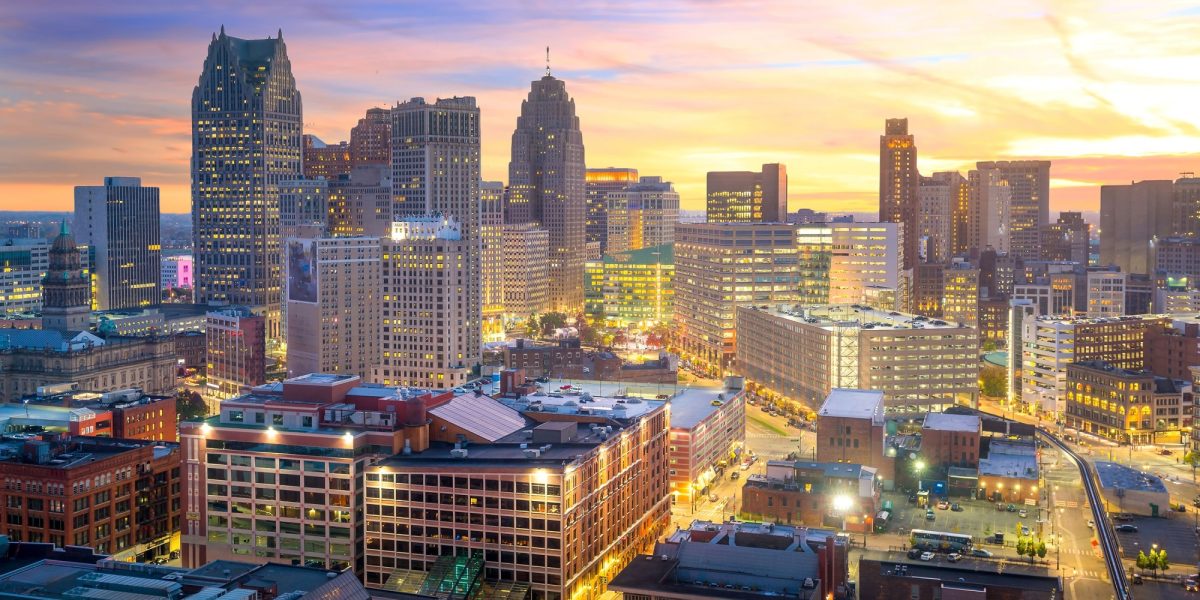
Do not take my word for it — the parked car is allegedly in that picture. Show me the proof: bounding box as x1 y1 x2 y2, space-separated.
937 501 950 510
1021 526 1030 536
1115 524 1138 533
925 509 935 521
919 552 935 561
1086 519 1094 529
730 471 740 480
1006 504 1017 512
947 553 962 563
1018 509 1028 518
1160 448 1173 456
950 503 963 512
1184 576 1199 592
908 494 918 504
996 502 1005 511
907 548 922 559
1132 573 1143 585
709 493 719 502
971 548 993 558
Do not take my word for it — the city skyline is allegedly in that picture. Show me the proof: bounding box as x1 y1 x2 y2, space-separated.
4 1 1200 214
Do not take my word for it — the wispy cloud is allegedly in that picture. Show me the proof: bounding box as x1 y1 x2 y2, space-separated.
0 0 1198 214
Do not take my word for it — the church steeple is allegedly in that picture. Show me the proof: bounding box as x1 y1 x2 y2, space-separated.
42 220 91 332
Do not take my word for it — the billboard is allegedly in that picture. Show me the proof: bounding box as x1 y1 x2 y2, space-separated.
286 239 318 304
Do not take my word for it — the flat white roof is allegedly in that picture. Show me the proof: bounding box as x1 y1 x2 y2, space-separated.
817 389 884 424
429 394 526 442
922 413 980 433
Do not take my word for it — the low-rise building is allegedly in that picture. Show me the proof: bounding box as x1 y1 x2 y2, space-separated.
1146 316 1200 381
666 379 746 507
204 306 266 400
736 305 978 413
977 439 1038 504
1065 361 1188 445
858 549 1062 600
919 413 981 469
0 331 178 404
610 519 843 600
0 435 180 561
814 390 893 486
502 338 584 379
741 461 879 531
1094 461 1170 517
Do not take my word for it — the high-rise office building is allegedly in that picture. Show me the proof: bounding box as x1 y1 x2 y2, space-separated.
481 181 506 342
375 218 472 390
917 172 963 264
975 161 1050 261
706 164 787 224
507 73 587 313
968 167 1013 254
205 306 266 399
286 237 381 379
42 221 91 332
1173 177 1200 237
1085 270 1126 317
328 165 393 237
0 237 49 315
674 223 801 373
585 244 674 326
501 223 550 319
942 262 980 327
192 28 302 340
796 225 833 305
1040 211 1090 263
391 96 481 373
1099 179 1174 275
585 168 638 254
826 223 905 305
1153 237 1200 287
279 177 329 343
879 119 919 269
605 176 679 254
348 107 392 167
302 136 351 180
74 177 161 310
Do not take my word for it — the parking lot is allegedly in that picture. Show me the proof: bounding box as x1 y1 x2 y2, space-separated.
878 490 1042 556
1113 513 1199 565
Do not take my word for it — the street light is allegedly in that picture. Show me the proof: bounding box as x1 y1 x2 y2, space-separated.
832 495 852 535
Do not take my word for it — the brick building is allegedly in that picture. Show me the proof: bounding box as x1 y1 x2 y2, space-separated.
741 461 879 531
1146 318 1200 381
501 338 584 379
0 435 180 561
919 413 981 469
1066 361 1189 445
814 389 894 486
858 550 1062 600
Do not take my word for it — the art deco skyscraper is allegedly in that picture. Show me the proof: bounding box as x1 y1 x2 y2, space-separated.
879 118 919 270
506 70 587 313
191 27 302 339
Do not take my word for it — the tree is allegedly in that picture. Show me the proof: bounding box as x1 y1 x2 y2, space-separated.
525 315 540 337
1157 549 1170 575
176 390 208 421
541 312 568 336
982 339 999 352
1015 538 1027 557
979 365 1007 398
1036 540 1047 559
1137 551 1149 572
1184 450 1200 483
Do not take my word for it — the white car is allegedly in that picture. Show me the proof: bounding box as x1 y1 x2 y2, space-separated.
919 552 935 561
1086 519 1094 529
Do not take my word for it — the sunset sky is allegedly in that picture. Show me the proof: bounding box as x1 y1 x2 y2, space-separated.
2 0 1199 215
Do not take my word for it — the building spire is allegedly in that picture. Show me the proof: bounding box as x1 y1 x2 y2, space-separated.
545 46 551 76
59 218 68 236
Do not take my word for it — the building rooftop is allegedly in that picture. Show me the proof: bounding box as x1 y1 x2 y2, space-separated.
922 413 980 433
978 441 1038 480
428 394 526 442
1094 461 1169 493
509 384 667 421
749 304 968 331
817 389 884 425
0 436 175 470
860 549 1061 594
666 386 742 430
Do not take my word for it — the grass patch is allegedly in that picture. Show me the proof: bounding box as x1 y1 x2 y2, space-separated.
748 412 790 436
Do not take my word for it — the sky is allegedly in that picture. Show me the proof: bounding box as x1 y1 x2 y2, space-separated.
2 1 1199 215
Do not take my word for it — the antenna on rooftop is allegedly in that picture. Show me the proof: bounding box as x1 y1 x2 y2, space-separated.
546 46 551 76
1181 172 1195 179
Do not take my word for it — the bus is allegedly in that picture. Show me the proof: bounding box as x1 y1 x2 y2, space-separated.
874 510 891 533
910 529 973 553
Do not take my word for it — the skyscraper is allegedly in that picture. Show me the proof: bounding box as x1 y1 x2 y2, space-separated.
705 164 787 224
605 176 679 254
879 119 919 270
349 107 392 167
1099 179 1174 275
390 96 481 375
916 172 963 264
73 177 161 310
375 217 473 389
328 165 394 237
481 181 506 342
975 160 1051 261
506 71 587 313
585 167 639 254
191 28 302 340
